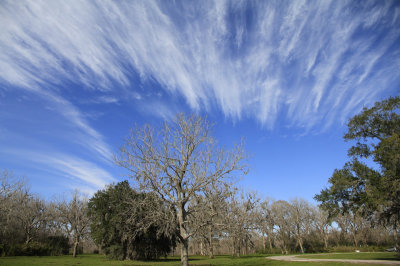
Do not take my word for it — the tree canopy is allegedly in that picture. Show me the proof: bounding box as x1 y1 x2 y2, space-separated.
315 96 400 247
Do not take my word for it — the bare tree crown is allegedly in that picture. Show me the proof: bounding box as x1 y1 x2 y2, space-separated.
115 113 247 206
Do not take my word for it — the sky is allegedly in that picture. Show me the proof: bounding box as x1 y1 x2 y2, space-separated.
0 0 399 202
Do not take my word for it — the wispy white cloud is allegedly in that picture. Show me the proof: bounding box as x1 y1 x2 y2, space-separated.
4 148 116 194
43 154 116 190
0 0 399 132
37 89 113 162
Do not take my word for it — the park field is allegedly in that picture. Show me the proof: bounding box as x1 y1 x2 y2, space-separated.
0 253 399 266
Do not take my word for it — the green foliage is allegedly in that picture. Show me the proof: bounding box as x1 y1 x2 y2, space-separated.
88 181 177 260
315 96 400 226
0 235 69 257
45 236 70 256
315 159 381 217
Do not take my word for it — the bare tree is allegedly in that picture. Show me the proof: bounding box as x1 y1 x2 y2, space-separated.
115 114 247 266
0 170 28 244
225 191 259 257
57 190 90 257
271 200 292 254
191 181 233 259
314 208 331 249
258 198 275 252
288 198 314 253
16 194 47 244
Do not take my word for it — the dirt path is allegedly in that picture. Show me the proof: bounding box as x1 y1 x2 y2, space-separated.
267 255 400 265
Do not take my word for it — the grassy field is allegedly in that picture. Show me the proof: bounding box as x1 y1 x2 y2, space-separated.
1 253 399 266
301 252 400 261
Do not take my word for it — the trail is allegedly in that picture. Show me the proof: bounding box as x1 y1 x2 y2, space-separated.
267 254 400 265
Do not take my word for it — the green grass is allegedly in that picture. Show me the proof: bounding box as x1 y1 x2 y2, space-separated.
301 252 400 261
0 253 392 266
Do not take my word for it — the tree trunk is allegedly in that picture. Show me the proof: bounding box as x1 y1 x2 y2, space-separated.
282 240 288 255
268 235 273 251
181 239 189 266
393 224 399 254
352 233 358 247
25 234 32 245
262 231 266 252
323 234 328 249
200 241 204 256
298 238 304 253
236 240 241 257
73 241 79 258
231 237 235 256
245 237 248 255
178 203 189 266
208 227 214 259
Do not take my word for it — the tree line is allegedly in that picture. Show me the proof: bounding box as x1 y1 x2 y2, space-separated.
1 171 396 260
1 97 399 265
0 171 86 257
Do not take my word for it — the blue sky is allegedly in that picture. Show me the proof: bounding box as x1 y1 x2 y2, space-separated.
0 0 399 201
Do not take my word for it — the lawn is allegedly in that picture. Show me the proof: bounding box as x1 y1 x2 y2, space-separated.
0 253 395 266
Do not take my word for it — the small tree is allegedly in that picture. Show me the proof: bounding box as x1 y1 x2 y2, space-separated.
115 113 247 266
88 181 176 260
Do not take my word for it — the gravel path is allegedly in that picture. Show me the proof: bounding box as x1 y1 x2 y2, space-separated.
267 255 400 265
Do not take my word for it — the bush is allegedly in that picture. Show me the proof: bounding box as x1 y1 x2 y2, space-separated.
106 245 125 260
45 236 70 255
5 244 23 256
0 236 70 256
22 242 51 256
256 247 285 254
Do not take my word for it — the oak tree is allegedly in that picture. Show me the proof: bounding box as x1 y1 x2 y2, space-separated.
315 96 400 249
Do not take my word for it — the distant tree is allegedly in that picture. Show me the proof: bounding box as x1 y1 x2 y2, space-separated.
288 198 314 253
271 200 294 254
88 181 176 260
225 191 259 257
115 113 247 266
0 170 28 246
190 179 233 259
16 194 47 245
258 198 275 252
0 171 68 256
315 96 400 249
314 208 331 250
56 190 90 257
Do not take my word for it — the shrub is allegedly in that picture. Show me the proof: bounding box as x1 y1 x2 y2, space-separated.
45 236 70 255
0 236 70 256
22 242 51 256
